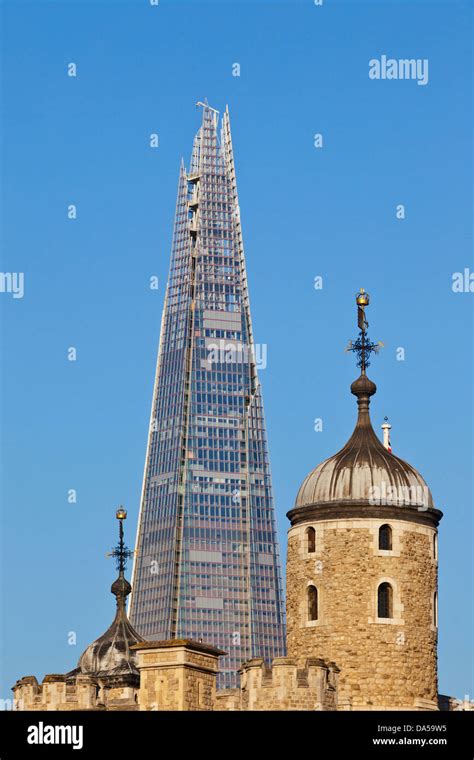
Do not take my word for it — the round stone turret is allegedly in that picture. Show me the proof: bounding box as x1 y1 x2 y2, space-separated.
286 361 442 711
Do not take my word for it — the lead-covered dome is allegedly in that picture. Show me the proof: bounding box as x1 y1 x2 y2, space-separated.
295 371 434 510
77 573 144 678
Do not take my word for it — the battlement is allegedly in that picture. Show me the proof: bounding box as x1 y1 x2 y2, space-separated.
12 673 138 712
215 656 339 711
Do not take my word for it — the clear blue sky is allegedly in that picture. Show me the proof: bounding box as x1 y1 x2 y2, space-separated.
0 0 472 702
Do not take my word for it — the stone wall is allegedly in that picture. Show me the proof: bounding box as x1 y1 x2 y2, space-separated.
12 674 139 711
214 688 242 711
215 657 339 711
286 516 439 710
132 640 222 711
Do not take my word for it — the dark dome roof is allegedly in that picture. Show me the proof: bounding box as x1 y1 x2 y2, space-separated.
295 371 434 510
77 572 144 678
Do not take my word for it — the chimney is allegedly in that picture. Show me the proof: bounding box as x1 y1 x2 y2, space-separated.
381 416 392 452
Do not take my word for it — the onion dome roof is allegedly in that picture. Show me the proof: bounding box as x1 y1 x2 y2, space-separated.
76 572 144 678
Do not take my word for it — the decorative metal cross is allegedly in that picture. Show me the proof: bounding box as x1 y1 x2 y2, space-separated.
346 289 384 371
109 507 134 573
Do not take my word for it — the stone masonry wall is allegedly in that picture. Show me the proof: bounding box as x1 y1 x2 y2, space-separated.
135 644 219 711
286 517 438 710
215 657 339 711
12 675 139 711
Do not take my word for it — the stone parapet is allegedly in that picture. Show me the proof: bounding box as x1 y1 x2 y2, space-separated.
213 656 339 711
132 639 225 711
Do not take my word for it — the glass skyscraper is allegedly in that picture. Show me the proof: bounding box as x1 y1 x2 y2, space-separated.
129 103 286 688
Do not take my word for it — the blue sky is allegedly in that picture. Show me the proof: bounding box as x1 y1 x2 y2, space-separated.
0 0 472 702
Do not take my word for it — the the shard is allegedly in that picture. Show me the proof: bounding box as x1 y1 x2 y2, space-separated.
129 103 286 688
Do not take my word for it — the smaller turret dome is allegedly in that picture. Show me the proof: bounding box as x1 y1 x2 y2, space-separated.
72 510 145 680
77 572 144 677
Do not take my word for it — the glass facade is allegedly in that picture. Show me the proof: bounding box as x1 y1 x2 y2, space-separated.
129 104 286 688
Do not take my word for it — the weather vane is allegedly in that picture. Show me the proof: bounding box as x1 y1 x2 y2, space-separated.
346 289 384 372
109 507 134 573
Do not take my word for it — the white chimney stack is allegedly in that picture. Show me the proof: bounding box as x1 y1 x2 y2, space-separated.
381 416 392 451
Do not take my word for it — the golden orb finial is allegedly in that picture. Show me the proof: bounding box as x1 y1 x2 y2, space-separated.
356 288 370 307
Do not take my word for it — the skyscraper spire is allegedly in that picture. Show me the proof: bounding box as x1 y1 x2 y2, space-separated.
129 103 286 688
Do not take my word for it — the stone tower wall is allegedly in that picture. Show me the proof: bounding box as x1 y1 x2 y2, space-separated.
286 515 439 710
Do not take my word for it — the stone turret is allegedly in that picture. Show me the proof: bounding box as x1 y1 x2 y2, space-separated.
285 291 443 710
12 508 225 712
13 509 145 711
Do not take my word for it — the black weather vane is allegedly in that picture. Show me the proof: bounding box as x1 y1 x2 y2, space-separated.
346 289 384 372
109 507 134 573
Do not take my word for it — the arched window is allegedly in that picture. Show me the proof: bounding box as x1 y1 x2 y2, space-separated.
433 533 438 560
379 524 392 550
377 582 393 618
433 591 438 627
306 526 316 553
308 585 318 621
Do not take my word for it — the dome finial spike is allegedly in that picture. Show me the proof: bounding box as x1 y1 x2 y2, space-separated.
346 288 384 375
110 507 133 576
108 508 134 609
